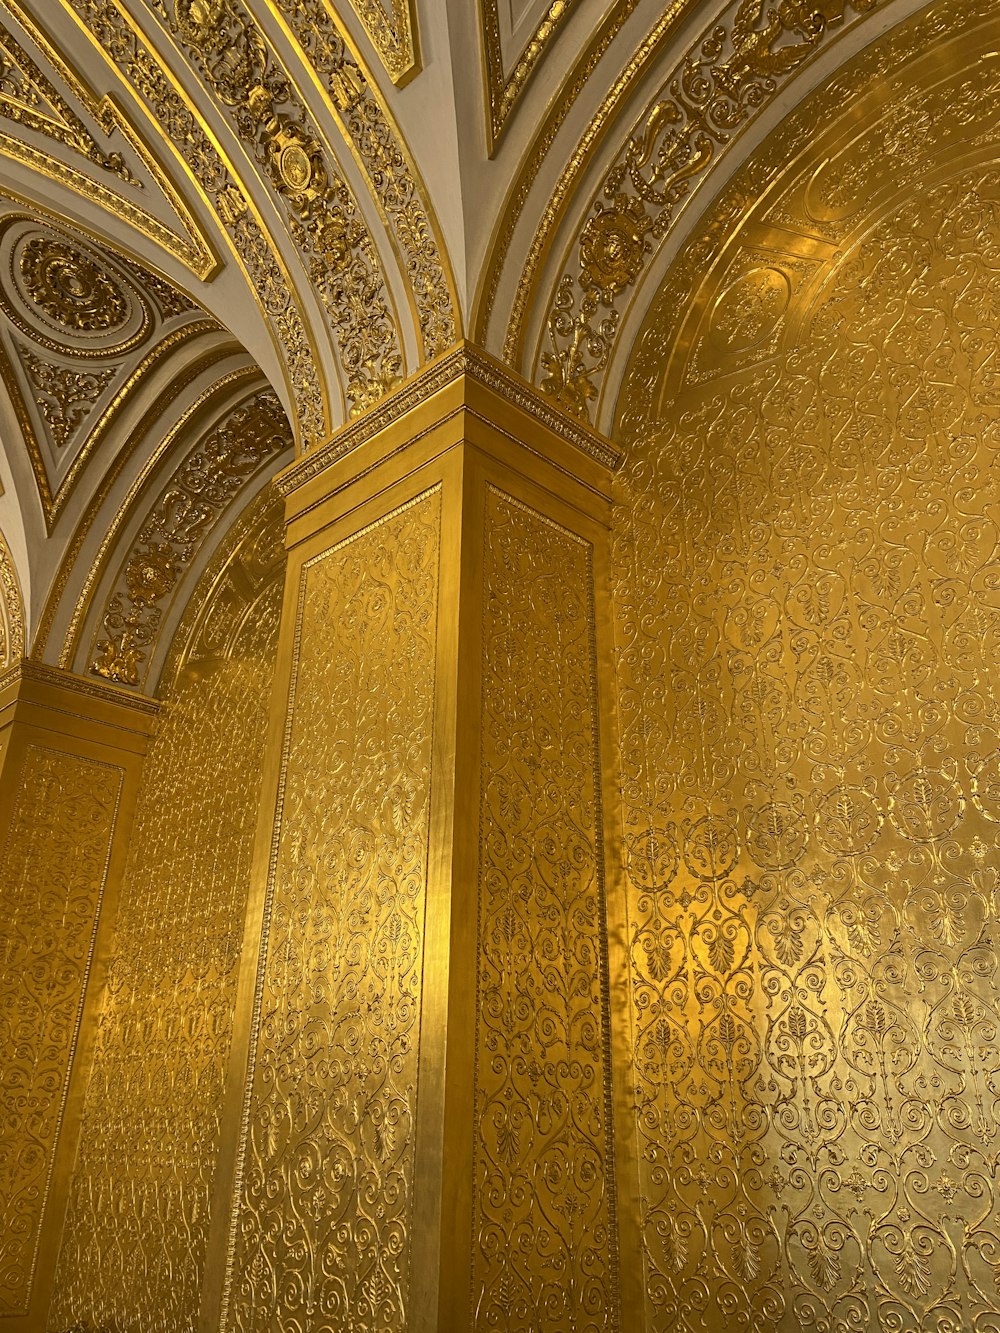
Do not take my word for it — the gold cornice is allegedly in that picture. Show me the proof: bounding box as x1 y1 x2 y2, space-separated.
277 341 622 500
0 658 159 717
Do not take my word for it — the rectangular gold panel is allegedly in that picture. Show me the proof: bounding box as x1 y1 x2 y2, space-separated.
0 745 122 1318
471 486 618 1331
49 583 283 1333
225 488 442 1333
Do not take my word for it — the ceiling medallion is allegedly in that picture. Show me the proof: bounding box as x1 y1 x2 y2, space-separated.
19 236 128 333
0 217 150 357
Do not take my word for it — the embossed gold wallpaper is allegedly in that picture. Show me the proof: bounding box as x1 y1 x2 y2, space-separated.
2 0 1000 1330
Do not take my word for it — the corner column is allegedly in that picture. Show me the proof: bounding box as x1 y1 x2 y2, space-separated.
209 345 642 1333
0 662 156 1332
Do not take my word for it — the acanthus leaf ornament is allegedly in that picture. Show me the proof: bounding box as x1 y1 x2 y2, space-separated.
158 0 403 417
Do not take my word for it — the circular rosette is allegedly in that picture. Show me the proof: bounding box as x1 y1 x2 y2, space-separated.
0 217 150 356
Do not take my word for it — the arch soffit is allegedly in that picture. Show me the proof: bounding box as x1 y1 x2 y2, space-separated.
612 0 1000 442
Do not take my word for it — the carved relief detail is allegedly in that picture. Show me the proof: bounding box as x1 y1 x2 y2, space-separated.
17 346 116 449
90 388 291 688
272 0 456 359
64 0 326 440
473 488 617 1329
613 12 1000 1322
0 747 122 1316
225 489 442 1332
0 528 23 666
50 513 284 1333
536 0 882 419
160 0 403 415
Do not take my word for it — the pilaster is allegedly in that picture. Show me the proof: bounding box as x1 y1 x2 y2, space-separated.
208 344 642 1333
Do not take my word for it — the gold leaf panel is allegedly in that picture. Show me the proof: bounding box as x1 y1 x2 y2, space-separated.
49 511 284 1333
0 748 122 1317
226 489 442 1332
473 488 617 1330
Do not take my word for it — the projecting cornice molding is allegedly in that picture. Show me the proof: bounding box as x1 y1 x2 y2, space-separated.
277 341 622 503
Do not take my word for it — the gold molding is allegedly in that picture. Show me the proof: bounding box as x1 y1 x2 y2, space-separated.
277 341 622 501
267 0 460 360
0 657 160 716
340 0 420 86
54 368 273 677
0 0 217 279
61 0 330 443
479 0 586 153
29 347 247 664
88 388 290 688
473 0 689 346
2 311 219 532
0 525 24 667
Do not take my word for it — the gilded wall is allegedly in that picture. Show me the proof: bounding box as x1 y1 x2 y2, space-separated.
473 487 617 1330
614 5 1000 1328
49 500 285 1333
224 490 441 1333
0 748 122 1317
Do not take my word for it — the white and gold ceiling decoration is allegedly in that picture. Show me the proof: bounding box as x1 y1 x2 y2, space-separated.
0 0 964 692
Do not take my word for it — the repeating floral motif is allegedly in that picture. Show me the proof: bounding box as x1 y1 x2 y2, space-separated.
0 748 122 1316
226 491 441 1333
473 489 617 1331
614 156 1000 1331
49 537 284 1333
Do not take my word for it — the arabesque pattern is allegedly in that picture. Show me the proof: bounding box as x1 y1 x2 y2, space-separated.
226 490 441 1333
50 530 284 1333
615 156 1000 1331
0 747 121 1317
473 488 617 1330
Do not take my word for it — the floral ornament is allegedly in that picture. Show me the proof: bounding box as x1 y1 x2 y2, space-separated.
579 193 652 301
124 542 180 608
19 237 127 332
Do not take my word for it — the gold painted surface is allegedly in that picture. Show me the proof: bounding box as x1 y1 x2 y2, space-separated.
613 6 1000 1327
473 486 617 1330
48 499 284 1333
0 528 23 666
0 746 123 1316
225 489 441 1332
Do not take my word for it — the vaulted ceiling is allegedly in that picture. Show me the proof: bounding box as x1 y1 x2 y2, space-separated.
0 0 977 688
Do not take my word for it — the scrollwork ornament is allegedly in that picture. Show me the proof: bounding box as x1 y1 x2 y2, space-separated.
538 0 885 419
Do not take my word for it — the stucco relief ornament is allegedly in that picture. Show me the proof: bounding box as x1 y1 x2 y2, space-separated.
541 194 651 418
19 237 127 331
